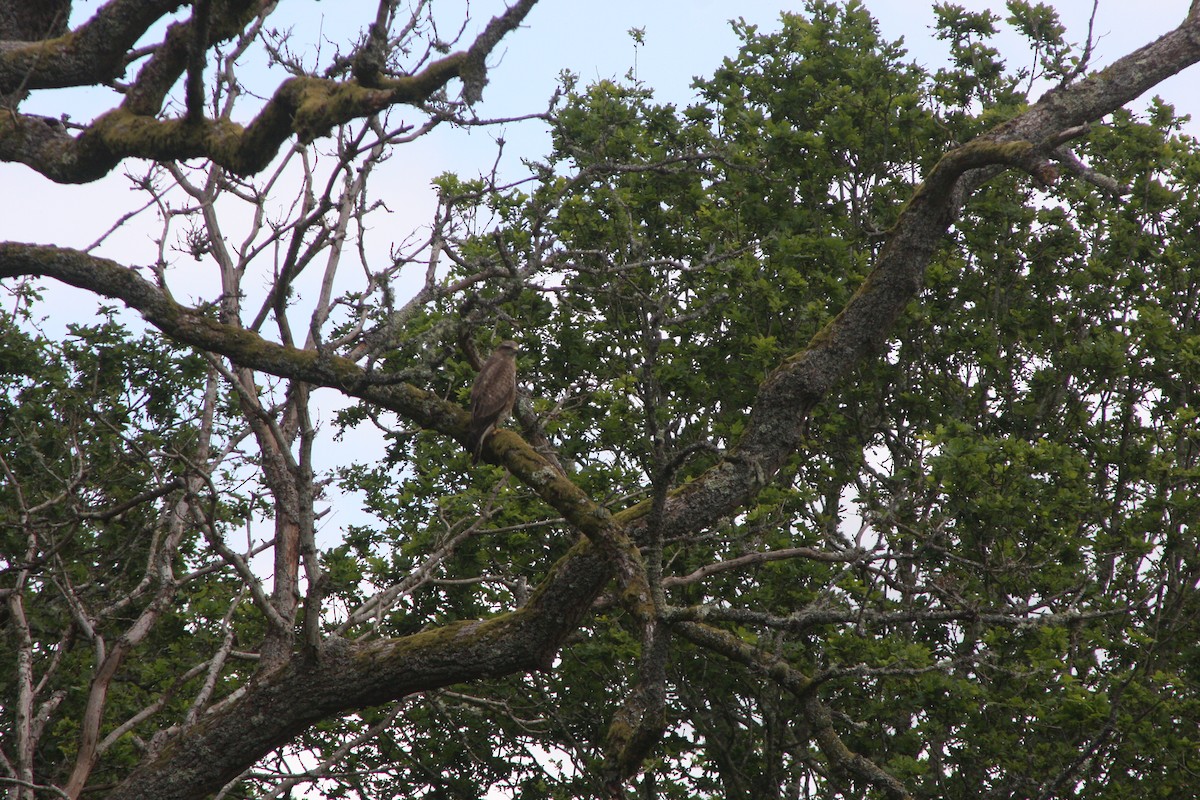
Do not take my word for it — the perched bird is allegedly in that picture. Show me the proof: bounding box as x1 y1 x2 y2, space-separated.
468 340 519 463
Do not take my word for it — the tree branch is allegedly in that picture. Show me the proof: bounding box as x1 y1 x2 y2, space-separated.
803 693 913 800
676 621 911 800
0 0 182 93
0 0 543 183
102 537 613 800
616 8 1200 543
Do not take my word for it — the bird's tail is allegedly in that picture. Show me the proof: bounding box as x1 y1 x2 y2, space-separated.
468 422 493 464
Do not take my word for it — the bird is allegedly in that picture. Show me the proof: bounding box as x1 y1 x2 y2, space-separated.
468 340 519 463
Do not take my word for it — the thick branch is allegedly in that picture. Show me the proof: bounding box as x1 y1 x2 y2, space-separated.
103 537 613 800
0 0 70 43
121 0 262 116
0 0 541 183
0 242 630 555
0 0 182 94
617 9 1200 541
676 622 911 800
803 693 913 800
0 65 440 182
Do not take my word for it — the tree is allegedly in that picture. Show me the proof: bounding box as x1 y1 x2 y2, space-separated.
1 0 1199 798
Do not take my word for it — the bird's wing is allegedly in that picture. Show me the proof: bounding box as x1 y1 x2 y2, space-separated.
471 361 509 417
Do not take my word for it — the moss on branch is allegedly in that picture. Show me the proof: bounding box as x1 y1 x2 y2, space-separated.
1 0 538 183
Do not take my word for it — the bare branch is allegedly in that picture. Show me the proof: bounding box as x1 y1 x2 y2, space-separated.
663 546 871 588
0 0 543 183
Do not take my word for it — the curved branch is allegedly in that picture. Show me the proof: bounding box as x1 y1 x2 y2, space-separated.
120 0 264 116
103 537 613 800
0 0 542 183
0 242 627 552
0 239 657 634
675 621 911 800
617 9 1200 541
0 0 182 93
662 546 869 588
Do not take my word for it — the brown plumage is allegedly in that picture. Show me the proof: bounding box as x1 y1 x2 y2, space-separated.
468 340 519 463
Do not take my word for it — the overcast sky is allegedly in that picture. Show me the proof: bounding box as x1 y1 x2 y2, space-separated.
480 1 1199 199
3 1 1196 273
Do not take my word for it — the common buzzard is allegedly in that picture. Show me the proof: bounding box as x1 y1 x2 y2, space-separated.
468 340 519 463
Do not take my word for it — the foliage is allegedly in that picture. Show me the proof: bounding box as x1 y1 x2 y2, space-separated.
360 2 1200 796
0 309 253 789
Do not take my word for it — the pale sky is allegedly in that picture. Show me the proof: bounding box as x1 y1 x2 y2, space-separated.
479 1 1198 196
3 1 1195 272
